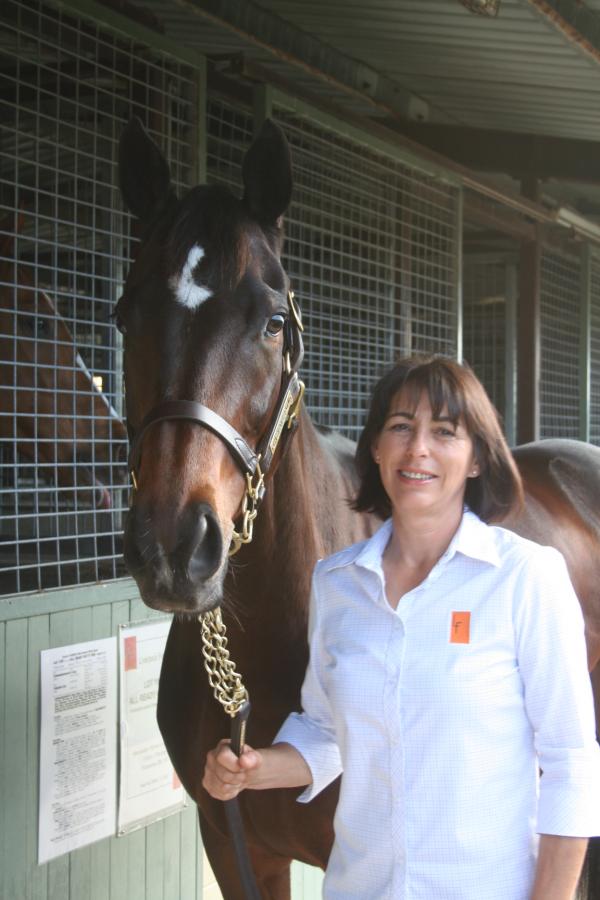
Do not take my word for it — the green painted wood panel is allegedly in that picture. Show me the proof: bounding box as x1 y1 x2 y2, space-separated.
0 620 6 900
28 615 50 900
0 580 321 900
0 586 203 900
180 804 200 900
291 861 324 898
48 609 76 900
5 618 29 900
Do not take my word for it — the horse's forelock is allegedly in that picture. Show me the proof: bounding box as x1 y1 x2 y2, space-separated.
166 187 252 295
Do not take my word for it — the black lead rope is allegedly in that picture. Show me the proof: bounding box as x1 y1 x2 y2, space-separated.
224 701 262 900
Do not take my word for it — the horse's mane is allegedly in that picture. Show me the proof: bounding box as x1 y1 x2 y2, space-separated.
165 185 250 292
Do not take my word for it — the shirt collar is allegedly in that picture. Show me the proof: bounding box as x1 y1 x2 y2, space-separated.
444 509 501 568
335 508 500 574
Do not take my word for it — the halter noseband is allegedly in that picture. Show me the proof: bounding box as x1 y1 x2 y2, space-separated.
126 291 305 555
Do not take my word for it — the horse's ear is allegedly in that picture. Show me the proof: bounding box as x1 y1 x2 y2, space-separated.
242 119 292 226
119 117 174 224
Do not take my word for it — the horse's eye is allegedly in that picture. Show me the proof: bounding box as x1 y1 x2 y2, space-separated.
20 315 36 334
266 314 285 337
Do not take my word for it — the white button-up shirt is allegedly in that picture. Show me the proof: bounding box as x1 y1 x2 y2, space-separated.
275 511 600 900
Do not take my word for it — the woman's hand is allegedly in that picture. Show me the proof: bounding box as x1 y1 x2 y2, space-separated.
202 739 262 800
202 739 313 800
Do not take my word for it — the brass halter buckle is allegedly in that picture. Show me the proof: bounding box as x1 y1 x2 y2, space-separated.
288 290 304 333
287 379 305 431
229 458 265 557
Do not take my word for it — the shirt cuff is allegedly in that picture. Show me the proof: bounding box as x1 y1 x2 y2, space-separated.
537 743 600 836
274 712 342 803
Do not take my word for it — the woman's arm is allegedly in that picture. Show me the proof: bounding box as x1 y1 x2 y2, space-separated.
530 834 588 900
202 739 312 801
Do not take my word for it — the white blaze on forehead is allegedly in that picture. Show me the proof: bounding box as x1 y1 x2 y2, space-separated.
169 244 212 310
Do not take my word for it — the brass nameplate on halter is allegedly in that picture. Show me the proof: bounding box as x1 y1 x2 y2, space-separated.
269 389 295 455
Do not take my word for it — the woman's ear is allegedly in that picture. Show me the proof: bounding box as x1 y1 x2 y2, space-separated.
371 441 380 465
468 459 481 478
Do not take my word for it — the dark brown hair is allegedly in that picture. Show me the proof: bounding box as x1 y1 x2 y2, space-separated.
353 355 523 523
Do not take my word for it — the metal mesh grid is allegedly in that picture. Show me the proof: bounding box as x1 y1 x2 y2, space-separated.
539 250 581 439
206 96 254 192
206 96 459 440
273 107 459 440
462 258 507 422
0 0 195 595
590 255 600 446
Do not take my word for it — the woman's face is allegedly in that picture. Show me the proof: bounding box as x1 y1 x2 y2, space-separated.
371 388 479 520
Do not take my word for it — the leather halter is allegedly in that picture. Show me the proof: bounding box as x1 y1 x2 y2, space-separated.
126 291 305 546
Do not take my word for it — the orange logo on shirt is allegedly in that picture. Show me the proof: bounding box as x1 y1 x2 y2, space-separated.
450 611 471 644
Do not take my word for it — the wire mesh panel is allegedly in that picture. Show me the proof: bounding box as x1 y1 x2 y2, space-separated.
272 107 460 440
0 0 196 595
590 254 600 446
206 96 254 192
463 258 507 422
206 95 459 441
539 250 581 439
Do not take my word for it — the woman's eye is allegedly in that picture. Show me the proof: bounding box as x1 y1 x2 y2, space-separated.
266 314 286 337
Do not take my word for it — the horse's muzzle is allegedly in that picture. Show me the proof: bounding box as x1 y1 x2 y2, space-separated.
123 500 225 612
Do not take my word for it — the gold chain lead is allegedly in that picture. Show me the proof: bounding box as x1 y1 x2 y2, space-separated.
200 607 249 717
229 459 265 557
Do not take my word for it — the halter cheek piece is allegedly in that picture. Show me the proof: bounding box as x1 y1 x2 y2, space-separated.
126 291 305 555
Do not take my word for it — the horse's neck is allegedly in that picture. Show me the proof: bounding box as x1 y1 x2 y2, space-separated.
222 410 353 704
228 408 359 642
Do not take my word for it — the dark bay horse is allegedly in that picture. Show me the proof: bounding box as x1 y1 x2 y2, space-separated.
0 225 127 508
117 117 600 900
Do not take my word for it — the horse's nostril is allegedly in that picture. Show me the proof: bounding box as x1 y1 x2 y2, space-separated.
196 512 208 545
185 503 222 582
123 501 224 600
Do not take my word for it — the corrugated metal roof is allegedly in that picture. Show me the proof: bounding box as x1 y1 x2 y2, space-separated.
137 0 600 140
255 0 600 139
129 0 600 217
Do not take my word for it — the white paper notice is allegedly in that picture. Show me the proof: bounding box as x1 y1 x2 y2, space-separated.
38 638 118 863
118 619 186 833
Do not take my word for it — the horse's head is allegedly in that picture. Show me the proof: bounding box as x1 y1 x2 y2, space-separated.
117 117 297 614
0 226 128 508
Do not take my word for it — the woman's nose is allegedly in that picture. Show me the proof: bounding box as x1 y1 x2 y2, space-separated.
407 427 429 456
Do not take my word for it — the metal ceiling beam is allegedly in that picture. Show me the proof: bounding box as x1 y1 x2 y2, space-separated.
390 122 600 183
527 0 600 66
165 0 430 121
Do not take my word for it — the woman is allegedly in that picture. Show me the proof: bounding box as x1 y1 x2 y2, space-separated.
203 355 600 900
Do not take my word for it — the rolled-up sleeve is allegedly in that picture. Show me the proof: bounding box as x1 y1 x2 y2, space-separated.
273 565 342 802
514 546 600 836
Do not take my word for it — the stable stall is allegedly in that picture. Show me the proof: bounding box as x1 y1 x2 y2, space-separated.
3 1 600 898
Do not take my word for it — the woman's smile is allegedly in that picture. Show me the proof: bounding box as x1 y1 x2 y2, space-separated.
372 389 479 520
397 467 437 483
